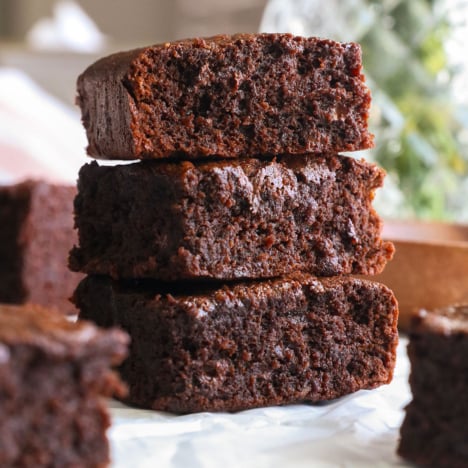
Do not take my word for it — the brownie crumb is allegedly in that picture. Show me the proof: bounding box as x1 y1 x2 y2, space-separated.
77 33 373 160
74 274 398 414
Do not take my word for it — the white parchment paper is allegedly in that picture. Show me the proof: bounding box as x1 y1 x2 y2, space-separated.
108 337 412 468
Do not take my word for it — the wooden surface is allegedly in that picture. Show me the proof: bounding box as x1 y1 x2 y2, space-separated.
372 220 468 330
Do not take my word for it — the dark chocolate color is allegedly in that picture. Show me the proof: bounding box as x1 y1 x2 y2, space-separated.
398 306 468 468
74 274 398 414
77 33 373 160
69 155 393 281
0 180 83 314
0 303 128 467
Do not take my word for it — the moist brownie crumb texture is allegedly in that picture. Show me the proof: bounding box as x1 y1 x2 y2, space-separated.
69 155 393 280
77 34 373 160
75 275 398 413
71 33 398 413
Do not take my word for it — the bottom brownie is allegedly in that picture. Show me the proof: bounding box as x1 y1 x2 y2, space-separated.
74 274 398 414
398 306 468 468
0 304 128 467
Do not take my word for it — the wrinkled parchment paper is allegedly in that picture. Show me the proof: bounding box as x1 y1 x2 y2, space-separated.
108 337 411 468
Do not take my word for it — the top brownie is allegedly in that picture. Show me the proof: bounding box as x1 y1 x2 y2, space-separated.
77 33 373 160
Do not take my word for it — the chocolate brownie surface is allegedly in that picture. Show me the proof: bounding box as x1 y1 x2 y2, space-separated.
0 303 128 467
74 274 398 414
69 155 393 280
398 306 468 467
0 180 83 314
77 33 373 160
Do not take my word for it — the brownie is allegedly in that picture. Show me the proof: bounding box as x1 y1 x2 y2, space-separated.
398 305 468 467
0 180 83 314
77 33 373 160
69 155 393 281
0 303 128 467
74 274 398 414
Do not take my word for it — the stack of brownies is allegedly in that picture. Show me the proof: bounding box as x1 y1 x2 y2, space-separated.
71 33 398 414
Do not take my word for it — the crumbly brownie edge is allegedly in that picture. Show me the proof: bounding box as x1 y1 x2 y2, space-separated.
69 155 394 280
77 33 373 160
74 274 398 414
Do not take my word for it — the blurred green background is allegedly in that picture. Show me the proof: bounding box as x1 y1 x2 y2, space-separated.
360 0 468 221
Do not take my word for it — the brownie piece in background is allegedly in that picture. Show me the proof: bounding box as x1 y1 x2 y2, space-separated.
0 180 83 314
77 33 373 160
69 155 393 281
0 303 128 467
74 274 398 414
398 305 468 467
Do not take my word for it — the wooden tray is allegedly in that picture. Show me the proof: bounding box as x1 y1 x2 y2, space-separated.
372 220 468 330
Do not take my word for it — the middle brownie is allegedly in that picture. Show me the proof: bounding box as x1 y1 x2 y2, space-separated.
69 154 394 281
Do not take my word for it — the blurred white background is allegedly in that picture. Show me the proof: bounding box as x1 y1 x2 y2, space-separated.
0 0 267 105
